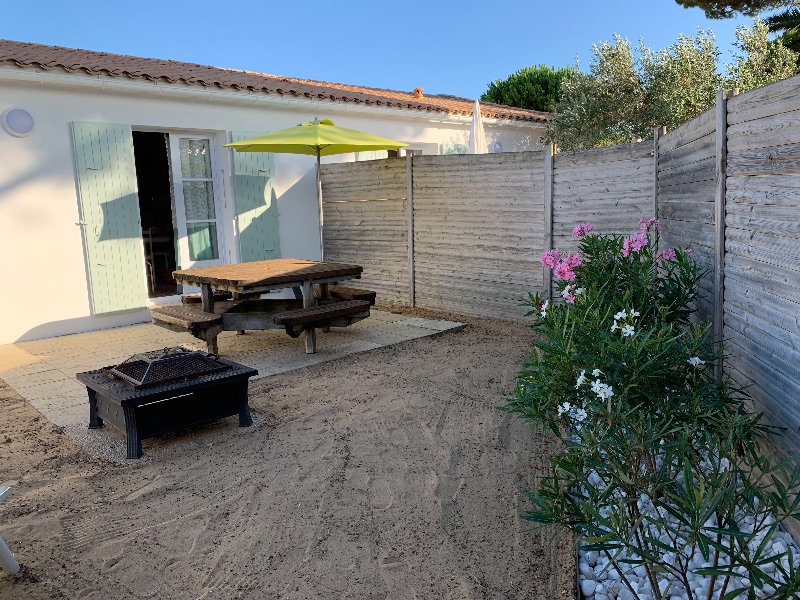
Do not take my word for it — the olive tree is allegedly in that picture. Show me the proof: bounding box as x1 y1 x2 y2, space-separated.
545 22 799 151
726 18 800 87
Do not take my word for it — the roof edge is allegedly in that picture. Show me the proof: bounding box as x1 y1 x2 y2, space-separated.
0 39 553 124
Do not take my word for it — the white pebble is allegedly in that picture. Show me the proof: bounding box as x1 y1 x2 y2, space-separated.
581 579 597 597
658 579 669 595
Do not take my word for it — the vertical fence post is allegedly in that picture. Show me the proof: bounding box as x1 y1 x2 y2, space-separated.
653 126 666 220
407 152 415 308
714 89 736 382
543 143 554 300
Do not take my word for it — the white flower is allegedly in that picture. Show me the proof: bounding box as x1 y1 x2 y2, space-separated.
614 310 627 321
575 370 587 388
621 324 636 337
591 380 614 400
688 356 705 367
630 309 640 317
592 368 602 377
610 321 619 332
557 402 571 416
573 408 588 423
575 287 585 296
540 300 549 318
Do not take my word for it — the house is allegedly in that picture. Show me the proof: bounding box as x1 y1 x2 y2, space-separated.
0 40 551 344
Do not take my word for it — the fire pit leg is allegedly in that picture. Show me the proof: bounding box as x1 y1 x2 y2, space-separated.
123 406 143 459
237 382 252 427
87 388 104 429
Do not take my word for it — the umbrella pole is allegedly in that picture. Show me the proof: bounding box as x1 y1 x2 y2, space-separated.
316 150 324 261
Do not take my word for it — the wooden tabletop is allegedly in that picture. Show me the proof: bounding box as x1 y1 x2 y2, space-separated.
172 258 363 290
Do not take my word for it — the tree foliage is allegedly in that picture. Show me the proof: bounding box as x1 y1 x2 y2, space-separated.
480 65 576 112
727 19 800 88
765 6 800 52
545 22 799 151
674 0 789 19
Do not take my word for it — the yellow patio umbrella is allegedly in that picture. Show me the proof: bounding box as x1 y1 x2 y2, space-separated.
225 119 408 260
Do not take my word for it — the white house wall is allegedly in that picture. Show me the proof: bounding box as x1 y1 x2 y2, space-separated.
0 66 545 344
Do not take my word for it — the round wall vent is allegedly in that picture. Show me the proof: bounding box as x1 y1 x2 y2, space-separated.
2 108 35 137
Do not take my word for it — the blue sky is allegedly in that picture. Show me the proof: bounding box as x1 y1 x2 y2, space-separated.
2 0 761 100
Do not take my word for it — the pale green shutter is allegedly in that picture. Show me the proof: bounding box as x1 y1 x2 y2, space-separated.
71 122 147 315
230 131 281 262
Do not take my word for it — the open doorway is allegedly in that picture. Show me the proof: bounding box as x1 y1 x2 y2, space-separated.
132 131 178 297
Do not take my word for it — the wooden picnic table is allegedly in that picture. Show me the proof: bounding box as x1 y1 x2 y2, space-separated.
166 258 368 354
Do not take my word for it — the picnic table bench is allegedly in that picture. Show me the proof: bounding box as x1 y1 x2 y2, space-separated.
150 259 374 354
273 299 371 337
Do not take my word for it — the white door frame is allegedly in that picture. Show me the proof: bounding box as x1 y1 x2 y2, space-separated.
168 132 227 270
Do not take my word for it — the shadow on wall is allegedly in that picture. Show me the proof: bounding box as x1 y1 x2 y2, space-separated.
96 194 141 240
235 176 281 262
14 310 152 344
0 161 58 203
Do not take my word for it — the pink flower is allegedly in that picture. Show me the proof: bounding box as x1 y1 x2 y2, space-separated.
555 262 576 281
564 253 582 268
541 249 562 269
685 248 693 255
656 248 676 262
561 285 576 304
639 217 661 233
572 223 596 237
622 233 649 257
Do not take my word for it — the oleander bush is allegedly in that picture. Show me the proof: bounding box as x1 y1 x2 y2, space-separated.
506 220 800 600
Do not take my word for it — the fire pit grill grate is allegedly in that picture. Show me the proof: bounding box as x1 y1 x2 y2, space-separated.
103 347 231 389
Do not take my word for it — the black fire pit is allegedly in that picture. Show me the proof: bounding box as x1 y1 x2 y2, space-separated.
76 347 258 459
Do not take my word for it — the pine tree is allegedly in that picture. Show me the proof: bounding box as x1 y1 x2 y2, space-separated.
674 0 788 19
765 6 800 52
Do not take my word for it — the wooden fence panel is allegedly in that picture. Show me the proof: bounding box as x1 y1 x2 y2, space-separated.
552 142 655 259
723 74 800 460
412 152 545 320
657 108 717 324
321 159 410 305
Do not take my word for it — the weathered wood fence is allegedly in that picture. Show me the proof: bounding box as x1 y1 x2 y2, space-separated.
322 147 653 319
321 72 800 461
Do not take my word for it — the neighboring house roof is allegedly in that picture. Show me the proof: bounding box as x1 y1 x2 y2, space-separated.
0 39 552 124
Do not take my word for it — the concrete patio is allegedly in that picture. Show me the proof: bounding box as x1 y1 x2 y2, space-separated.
0 310 462 460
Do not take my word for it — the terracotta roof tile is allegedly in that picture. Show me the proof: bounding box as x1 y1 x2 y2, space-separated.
0 39 552 124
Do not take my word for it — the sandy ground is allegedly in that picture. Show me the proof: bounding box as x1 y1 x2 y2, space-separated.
0 309 575 600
